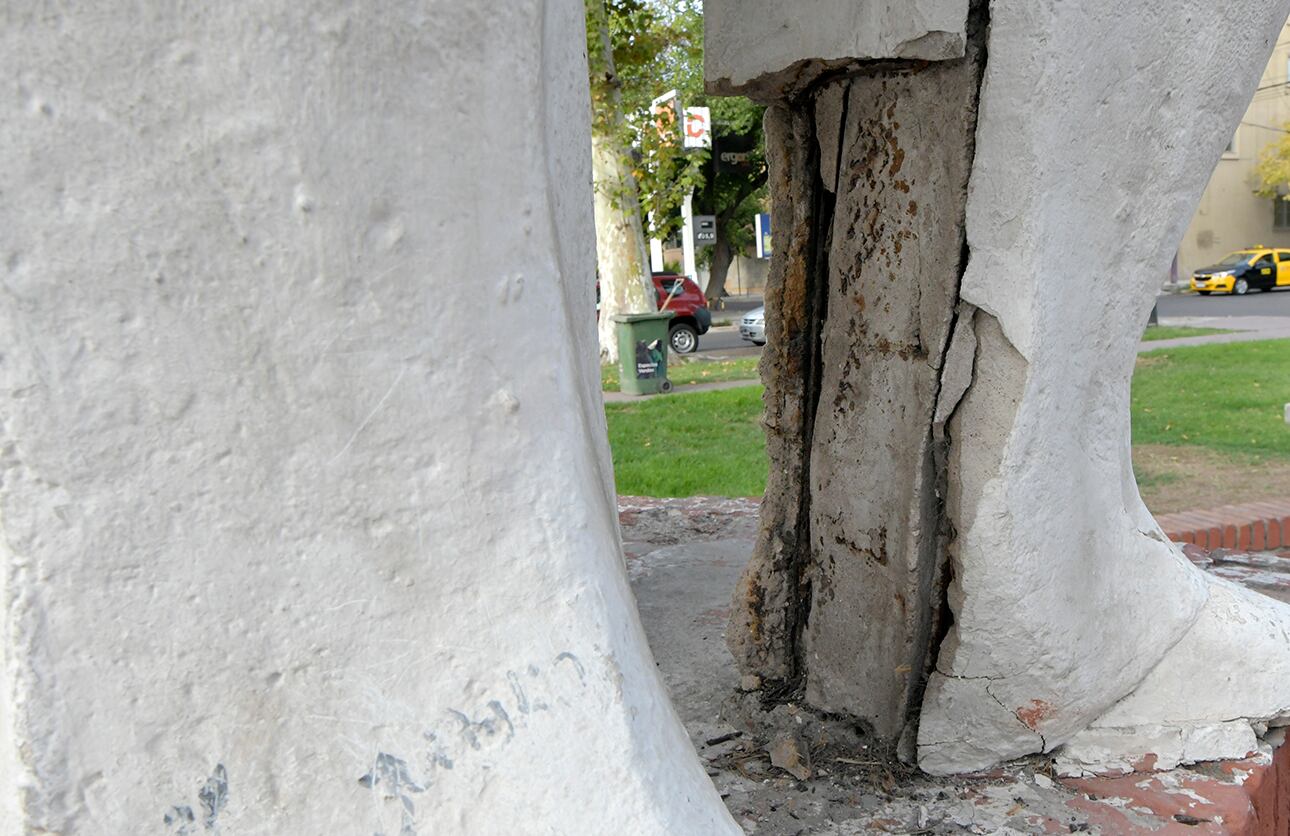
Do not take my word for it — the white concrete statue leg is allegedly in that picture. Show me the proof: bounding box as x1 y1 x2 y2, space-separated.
0 2 735 831
707 0 1290 776
918 0 1290 775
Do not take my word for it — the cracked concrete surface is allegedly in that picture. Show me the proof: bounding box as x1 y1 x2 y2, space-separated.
723 0 991 755
709 0 1290 777
705 1 969 98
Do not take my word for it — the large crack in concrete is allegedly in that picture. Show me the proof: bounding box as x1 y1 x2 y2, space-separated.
726 102 832 693
902 0 993 759
784 83 843 692
727 0 992 755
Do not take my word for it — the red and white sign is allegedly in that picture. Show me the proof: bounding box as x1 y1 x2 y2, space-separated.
683 106 711 149
650 89 681 144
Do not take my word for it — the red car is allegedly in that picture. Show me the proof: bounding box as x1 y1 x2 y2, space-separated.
652 273 712 354
596 273 712 354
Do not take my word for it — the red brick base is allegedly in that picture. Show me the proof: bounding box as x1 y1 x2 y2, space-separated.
1062 737 1290 834
1156 500 1290 551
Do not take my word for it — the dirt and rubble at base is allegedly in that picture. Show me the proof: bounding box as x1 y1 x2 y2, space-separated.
618 495 761 547
694 690 1092 835
622 496 1290 834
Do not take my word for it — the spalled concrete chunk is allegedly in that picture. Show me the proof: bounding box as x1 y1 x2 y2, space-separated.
705 0 970 99
814 83 848 194
768 734 813 781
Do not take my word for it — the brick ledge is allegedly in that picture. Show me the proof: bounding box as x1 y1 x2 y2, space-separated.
1156 500 1290 551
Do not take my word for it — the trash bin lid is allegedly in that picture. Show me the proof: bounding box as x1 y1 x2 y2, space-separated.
610 311 676 323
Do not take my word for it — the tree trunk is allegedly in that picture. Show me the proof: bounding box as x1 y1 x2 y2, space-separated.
704 222 734 306
587 0 656 365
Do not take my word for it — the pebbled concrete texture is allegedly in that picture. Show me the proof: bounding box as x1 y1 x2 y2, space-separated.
0 3 736 832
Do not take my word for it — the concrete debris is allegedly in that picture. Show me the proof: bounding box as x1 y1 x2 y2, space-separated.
768 734 812 781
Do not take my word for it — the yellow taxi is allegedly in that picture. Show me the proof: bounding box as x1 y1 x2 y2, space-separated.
1190 247 1290 295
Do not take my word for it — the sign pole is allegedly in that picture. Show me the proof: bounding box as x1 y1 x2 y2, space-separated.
647 211 664 273
682 192 698 287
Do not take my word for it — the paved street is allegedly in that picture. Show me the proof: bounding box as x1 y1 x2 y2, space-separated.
695 325 758 355
1155 286 1290 317
691 289 1290 357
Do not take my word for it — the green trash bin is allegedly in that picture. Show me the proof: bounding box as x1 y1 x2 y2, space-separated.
613 311 675 395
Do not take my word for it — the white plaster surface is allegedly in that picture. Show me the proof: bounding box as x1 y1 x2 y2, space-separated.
1059 577 1290 774
705 0 969 94
0 2 735 831
919 0 1290 774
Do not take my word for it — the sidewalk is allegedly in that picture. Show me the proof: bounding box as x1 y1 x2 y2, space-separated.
1145 315 1290 350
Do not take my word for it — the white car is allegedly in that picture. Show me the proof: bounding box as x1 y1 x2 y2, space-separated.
739 306 766 345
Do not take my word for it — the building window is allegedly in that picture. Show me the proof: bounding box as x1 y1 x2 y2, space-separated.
1275 198 1290 230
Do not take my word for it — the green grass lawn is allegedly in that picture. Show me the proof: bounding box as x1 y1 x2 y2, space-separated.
602 356 760 390
605 339 1290 497
605 385 767 496
1131 339 1290 458
1140 325 1230 342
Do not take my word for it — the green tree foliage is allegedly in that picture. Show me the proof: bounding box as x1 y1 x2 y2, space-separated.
1254 123 1290 202
604 1 768 300
699 97 767 300
587 0 658 362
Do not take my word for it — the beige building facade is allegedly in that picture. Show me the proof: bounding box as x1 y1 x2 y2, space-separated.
1178 18 1290 275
